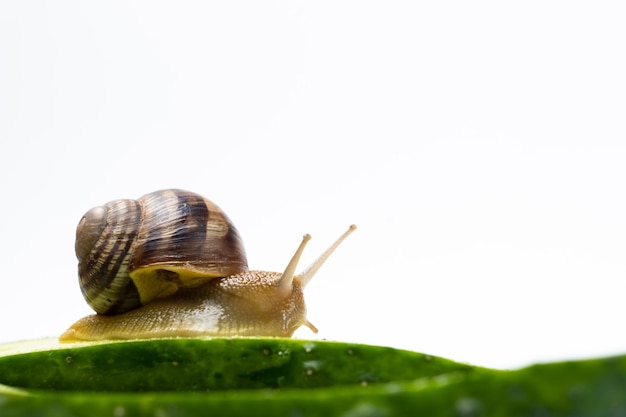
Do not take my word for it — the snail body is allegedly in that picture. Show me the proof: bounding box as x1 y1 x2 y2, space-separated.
60 271 308 341
60 189 356 342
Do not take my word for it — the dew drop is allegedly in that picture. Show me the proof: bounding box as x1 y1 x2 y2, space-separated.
113 405 126 417
455 397 483 417
384 382 403 394
154 408 169 417
303 359 322 376
341 402 388 417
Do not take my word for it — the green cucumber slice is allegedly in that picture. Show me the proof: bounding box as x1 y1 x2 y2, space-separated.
0 338 475 391
1 338 625 416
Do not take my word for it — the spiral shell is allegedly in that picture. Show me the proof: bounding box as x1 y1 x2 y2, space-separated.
75 189 248 315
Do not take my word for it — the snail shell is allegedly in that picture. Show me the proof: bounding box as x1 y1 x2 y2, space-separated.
75 189 247 315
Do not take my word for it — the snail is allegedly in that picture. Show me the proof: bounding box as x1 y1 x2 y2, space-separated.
59 189 356 342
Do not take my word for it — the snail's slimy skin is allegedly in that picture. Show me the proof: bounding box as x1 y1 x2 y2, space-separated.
60 273 309 342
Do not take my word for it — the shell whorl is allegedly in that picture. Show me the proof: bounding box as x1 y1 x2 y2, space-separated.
77 199 142 315
130 190 247 275
76 189 248 315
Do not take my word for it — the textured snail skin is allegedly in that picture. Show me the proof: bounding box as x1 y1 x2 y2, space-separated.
59 273 307 342
76 189 248 315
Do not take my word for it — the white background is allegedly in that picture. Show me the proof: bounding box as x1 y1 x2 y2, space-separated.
1 1 625 370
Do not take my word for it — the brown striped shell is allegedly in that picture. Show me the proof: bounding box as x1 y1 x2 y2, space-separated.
75 189 248 315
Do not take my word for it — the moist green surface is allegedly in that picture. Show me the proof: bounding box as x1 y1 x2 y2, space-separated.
0 338 474 391
1 338 625 416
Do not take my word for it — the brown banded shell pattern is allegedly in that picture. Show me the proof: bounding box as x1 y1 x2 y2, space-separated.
76 189 248 315
78 199 143 315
